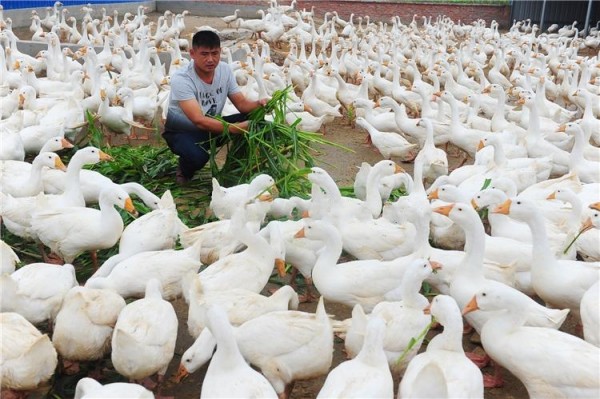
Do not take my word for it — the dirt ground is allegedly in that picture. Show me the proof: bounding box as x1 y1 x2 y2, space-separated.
8 10 584 399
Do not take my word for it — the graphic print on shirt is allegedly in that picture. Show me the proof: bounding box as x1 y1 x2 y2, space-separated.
201 87 223 116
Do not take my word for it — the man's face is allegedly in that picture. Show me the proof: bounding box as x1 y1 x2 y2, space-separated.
190 46 221 74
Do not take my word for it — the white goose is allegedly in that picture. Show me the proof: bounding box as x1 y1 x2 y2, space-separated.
493 198 599 320
0 312 58 395
91 190 183 270
1 262 77 325
295 219 412 311
198 305 278 398
463 284 600 395
111 279 177 389
178 297 332 398
400 295 484 398
74 377 153 399
193 205 286 295
0 152 66 198
31 185 136 268
86 240 202 300
560 122 600 183
52 286 126 363
433 202 570 333
186 278 298 338
318 316 393 398
344 259 441 373
355 117 417 161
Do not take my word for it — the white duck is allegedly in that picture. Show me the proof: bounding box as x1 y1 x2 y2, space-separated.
463 284 600 395
318 316 393 398
74 377 154 399
400 294 484 398
193 205 286 295
355 117 418 161
31 184 135 268
86 240 202 300
111 279 177 388
415 118 449 184
187 278 298 338
0 312 58 395
344 259 441 374
97 87 149 137
198 305 278 399
294 219 413 311
433 202 570 332
52 286 126 363
93 190 187 277
493 198 599 320
177 297 332 398
560 122 600 184
209 174 276 220
0 152 66 198
581 280 600 348
1 261 77 326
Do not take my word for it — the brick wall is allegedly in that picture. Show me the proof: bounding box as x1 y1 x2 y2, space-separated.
294 1 511 28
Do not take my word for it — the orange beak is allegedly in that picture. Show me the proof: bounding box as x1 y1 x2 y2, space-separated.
124 197 138 216
423 303 431 315
546 192 557 200
394 164 405 174
294 227 305 239
470 198 479 211
579 218 594 235
172 363 190 383
258 192 273 202
301 210 310 219
54 157 67 172
275 258 286 277
556 124 566 133
482 85 491 94
477 140 485 151
433 203 454 217
516 97 525 105
590 202 600 211
462 295 479 316
427 188 439 201
61 138 74 149
492 199 512 215
429 260 443 271
99 150 114 161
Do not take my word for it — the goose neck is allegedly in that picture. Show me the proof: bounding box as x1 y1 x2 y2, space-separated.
569 129 585 169
312 228 343 277
459 213 486 273
522 209 554 265
428 310 464 352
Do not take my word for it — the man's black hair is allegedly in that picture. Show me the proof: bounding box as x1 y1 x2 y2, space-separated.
192 30 221 49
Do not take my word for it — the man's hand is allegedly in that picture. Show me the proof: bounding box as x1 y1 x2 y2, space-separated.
231 120 250 134
257 98 269 107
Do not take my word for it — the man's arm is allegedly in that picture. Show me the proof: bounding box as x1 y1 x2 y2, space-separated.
229 92 267 114
179 99 249 134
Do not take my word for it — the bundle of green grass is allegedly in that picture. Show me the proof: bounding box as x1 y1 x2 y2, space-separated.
210 86 343 197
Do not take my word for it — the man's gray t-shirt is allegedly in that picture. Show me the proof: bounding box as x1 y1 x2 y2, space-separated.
165 61 240 133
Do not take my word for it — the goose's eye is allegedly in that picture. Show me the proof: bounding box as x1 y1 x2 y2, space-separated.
516 201 521 205
185 358 191 363
482 292 487 297
458 207 463 211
